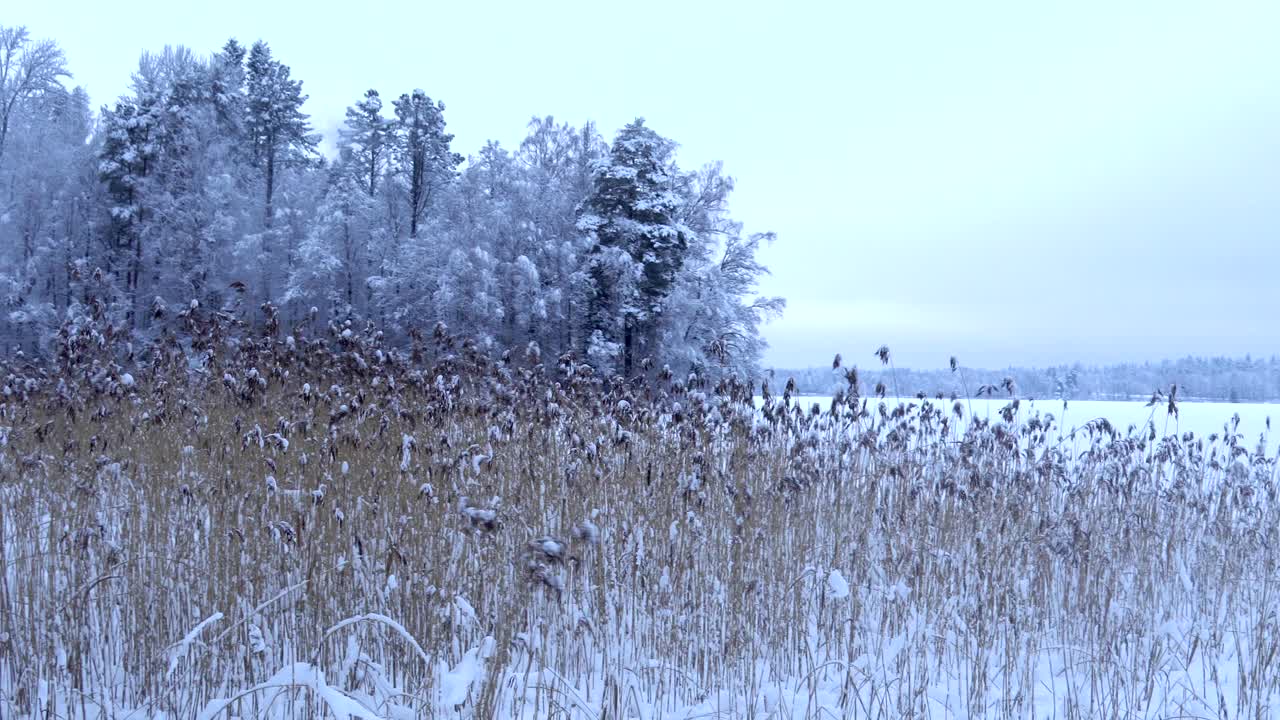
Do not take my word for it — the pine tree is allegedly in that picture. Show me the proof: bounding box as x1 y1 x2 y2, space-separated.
244 41 272 163
339 89 388 197
98 96 156 325
391 90 460 239
95 47 256 333
245 40 317 229
242 41 317 308
211 39 246 138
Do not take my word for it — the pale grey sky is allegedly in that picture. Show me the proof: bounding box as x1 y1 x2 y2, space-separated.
11 0 1280 369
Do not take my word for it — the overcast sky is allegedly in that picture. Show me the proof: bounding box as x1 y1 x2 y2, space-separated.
11 0 1280 369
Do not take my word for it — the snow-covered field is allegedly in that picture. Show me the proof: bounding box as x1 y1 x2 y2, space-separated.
3 355 1279 719
784 395 1280 457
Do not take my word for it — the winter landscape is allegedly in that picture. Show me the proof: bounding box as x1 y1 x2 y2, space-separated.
4 3 1280 719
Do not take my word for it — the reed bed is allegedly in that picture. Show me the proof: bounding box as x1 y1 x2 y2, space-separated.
0 323 1277 718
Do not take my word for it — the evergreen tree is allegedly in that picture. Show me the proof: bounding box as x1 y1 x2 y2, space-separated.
97 47 253 332
244 40 317 228
580 118 689 375
210 39 247 139
339 89 388 197
391 89 460 239
97 96 155 325
243 41 317 306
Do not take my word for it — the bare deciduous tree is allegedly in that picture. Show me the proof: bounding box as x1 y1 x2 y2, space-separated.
0 26 69 173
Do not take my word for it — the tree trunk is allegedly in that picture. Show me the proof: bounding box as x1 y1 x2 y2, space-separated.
264 142 276 229
131 231 142 330
344 219 354 308
0 112 11 175
623 321 633 377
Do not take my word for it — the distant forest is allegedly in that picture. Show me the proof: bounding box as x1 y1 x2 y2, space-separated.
774 355 1280 403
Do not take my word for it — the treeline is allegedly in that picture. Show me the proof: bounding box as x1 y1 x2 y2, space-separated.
0 27 783 378
776 355 1280 403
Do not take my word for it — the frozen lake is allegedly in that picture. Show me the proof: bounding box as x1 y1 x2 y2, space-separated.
772 395 1280 456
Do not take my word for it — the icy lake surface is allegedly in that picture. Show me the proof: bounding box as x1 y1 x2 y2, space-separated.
774 396 1280 456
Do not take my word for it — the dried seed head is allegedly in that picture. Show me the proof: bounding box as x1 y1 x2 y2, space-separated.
528 536 567 563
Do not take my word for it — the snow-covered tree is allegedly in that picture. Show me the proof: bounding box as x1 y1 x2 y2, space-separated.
580 118 690 375
0 81 96 352
283 163 367 321
390 89 460 240
0 30 786 374
96 47 256 334
97 94 155 327
340 89 388 198
244 44 316 220
0 26 69 174
243 41 318 304
661 230 784 379
516 117 606 356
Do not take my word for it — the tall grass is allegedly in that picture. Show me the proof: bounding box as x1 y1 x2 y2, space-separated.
0 325 1277 718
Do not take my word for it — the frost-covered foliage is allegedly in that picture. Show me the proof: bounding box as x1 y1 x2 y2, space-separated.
0 27 782 380
578 120 783 379
0 328 1278 718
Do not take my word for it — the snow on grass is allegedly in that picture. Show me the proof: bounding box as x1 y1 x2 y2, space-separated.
165 612 223 677
824 569 849 600
197 663 382 720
